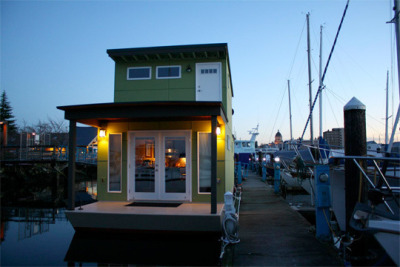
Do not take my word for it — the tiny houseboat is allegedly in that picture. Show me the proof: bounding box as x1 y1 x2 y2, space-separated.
58 43 235 233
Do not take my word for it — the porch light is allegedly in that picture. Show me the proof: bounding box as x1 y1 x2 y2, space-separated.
99 129 106 138
216 126 221 136
274 157 280 162
186 65 192 72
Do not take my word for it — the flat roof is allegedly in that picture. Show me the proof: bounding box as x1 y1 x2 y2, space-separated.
107 43 228 61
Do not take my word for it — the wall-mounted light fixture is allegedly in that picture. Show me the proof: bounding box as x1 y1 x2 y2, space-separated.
186 65 192 73
216 126 221 136
99 129 106 138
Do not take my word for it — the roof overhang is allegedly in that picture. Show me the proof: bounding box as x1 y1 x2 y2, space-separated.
107 43 228 62
57 101 228 127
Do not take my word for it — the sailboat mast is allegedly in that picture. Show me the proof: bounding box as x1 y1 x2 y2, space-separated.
385 70 389 145
387 0 400 152
395 0 400 97
288 80 293 141
307 13 314 144
319 25 323 138
300 0 349 142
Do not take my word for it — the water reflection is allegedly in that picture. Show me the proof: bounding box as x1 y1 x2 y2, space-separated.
1 207 74 266
65 232 221 266
1 207 222 266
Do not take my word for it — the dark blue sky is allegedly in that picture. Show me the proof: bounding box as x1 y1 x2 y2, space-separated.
1 0 397 143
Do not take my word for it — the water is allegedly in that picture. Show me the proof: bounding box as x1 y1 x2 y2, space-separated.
1 208 75 266
1 207 222 266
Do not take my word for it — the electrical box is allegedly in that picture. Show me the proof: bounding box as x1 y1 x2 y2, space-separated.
317 185 331 208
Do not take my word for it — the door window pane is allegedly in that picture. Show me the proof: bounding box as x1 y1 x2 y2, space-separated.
165 137 186 193
109 134 122 192
135 137 155 193
198 133 211 193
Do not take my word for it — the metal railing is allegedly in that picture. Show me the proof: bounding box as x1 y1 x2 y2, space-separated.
331 155 400 215
1 146 97 164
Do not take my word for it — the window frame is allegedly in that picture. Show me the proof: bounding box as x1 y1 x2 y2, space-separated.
156 65 181 79
127 67 152 80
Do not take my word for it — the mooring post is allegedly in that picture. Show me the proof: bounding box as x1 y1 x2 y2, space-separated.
262 163 266 182
237 162 242 185
274 160 281 194
67 120 77 210
315 164 331 241
344 97 367 231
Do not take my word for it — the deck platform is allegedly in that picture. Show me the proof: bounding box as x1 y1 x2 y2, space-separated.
228 172 342 266
66 201 224 233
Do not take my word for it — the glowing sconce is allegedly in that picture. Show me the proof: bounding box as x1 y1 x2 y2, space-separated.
99 129 106 138
216 126 221 136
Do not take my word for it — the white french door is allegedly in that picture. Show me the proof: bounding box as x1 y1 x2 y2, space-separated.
128 131 191 201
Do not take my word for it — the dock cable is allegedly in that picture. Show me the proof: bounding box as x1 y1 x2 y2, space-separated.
322 208 363 248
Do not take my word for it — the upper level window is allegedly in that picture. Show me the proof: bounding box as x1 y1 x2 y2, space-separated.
156 66 181 79
127 67 151 80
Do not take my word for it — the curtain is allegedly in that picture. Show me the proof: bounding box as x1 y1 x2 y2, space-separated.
199 132 211 193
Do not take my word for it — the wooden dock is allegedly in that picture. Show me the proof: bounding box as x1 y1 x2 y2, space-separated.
226 172 342 266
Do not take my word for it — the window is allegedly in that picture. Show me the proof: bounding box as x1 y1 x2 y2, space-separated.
109 133 122 192
198 132 211 193
156 66 181 79
127 67 151 80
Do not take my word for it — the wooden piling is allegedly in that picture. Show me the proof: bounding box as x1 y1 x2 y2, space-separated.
344 97 366 231
67 120 77 210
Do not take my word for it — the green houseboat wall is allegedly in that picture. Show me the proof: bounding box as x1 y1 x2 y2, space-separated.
97 120 233 203
224 59 235 194
113 58 231 116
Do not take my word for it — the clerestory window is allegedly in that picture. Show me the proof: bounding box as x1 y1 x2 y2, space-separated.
156 66 181 79
127 67 151 80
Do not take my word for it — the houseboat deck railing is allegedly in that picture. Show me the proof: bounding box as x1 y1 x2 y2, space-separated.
1 146 97 165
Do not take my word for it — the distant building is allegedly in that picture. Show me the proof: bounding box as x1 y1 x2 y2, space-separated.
323 128 344 149
76 127 97 148
275 130 282 145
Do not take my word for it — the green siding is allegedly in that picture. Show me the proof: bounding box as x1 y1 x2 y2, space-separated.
114 61 196 102
113 58 230 116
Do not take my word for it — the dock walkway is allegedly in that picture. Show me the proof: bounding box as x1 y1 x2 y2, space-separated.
229 172 342 266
